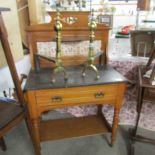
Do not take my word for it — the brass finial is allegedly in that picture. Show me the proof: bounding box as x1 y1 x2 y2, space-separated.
52 10 68 83
82 10 100 80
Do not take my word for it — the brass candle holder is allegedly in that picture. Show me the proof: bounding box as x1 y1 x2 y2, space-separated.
82 10 100 80
52 11 68 83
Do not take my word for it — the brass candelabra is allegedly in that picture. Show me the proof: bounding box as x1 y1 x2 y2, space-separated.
82 10 100 80
52 11 68 83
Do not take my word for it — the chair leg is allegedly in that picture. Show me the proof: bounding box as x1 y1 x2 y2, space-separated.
0 137 7 151
134 87 145 137
136 87 144 113
129 87 145 155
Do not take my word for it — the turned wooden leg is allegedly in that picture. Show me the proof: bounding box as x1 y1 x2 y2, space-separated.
111 108 120 146
25 116 40 155
31 118 41 155
98 105 112 132
97 105 102 115
0 137 7 151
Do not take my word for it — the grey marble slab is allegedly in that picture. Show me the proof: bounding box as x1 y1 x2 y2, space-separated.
24 65 128 90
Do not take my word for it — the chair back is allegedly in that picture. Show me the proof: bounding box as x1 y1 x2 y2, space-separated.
0 8 25 106
142 44 155 84
130 30 155 57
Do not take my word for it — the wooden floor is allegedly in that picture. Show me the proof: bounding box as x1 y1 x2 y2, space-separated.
40 115 109 142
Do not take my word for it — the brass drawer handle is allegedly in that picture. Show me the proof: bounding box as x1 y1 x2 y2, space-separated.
94 92 104 98
52 96 62 102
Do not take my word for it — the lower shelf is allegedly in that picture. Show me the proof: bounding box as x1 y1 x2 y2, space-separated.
40 115 109 142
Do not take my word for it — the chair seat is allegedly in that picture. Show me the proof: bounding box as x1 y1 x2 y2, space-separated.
0 102 23 129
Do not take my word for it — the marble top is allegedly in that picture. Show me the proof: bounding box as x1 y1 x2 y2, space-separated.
24 65 128 90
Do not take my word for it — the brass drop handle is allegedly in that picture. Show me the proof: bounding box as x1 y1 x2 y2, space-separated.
94 92 104 98
52 96 62 102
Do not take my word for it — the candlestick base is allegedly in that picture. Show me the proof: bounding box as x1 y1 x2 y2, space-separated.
82 64 100 80
52 66 68 83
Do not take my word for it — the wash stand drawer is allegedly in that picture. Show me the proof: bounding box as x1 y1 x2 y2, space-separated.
35 85 118 106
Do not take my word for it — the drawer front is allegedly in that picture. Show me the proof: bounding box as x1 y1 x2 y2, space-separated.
35 85 118 106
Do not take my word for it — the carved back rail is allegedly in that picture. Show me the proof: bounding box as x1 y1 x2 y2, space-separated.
26 11 111 69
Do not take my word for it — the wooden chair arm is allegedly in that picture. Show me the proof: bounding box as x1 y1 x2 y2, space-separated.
13 74 27 99
19 74 27 84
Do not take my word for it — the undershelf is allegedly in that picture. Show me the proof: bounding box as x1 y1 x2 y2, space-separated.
40 115 109 142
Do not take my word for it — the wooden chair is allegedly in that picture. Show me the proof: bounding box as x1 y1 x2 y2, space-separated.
0 98 24 151
130 30 155 57
130 44 155 155
0 7 28 151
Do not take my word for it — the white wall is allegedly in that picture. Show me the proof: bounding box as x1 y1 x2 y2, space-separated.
0 0 24 67
0 55 31 93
